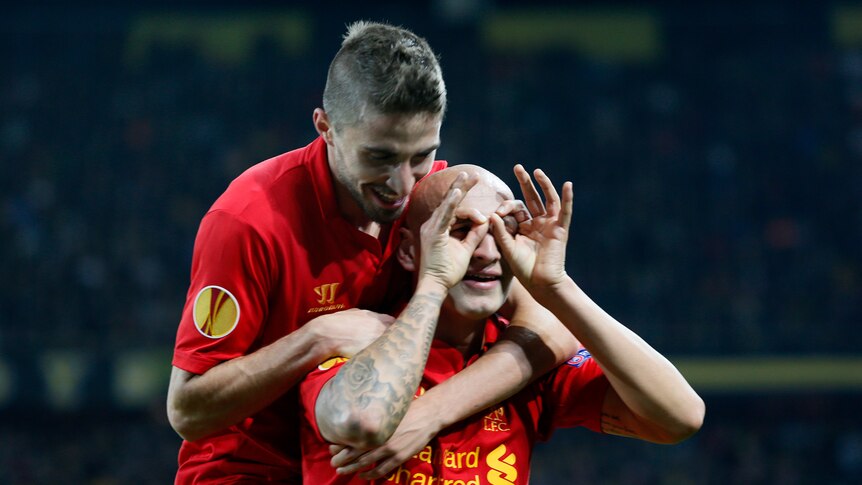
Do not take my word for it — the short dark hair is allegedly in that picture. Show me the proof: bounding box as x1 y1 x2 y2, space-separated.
323 21 447 128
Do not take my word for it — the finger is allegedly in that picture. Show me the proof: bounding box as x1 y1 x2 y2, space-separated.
427 172 477 235
335 447 386 475
494 199 531 224
453 207 488 225
559 181 574 232
330 446 367 468
428 173 466 232
489 213 517 261
460 218 490 253
514 164 544 216
534 169 561 217
329 444 346 456
358 454 406 480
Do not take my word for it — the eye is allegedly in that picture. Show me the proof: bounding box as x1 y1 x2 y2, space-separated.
450 221 471 240
502 215 518 235
367 151 395 162
410 152 433 166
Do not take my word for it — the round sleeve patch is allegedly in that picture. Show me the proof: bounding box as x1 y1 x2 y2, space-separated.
193 286 240 338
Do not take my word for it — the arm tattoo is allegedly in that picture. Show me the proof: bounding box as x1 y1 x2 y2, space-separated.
601 412 640 438
317 292 444 443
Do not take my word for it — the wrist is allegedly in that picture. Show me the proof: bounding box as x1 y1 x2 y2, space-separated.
530 276 577 308
298 315 339 360
412 392 447 433
414 277 450 299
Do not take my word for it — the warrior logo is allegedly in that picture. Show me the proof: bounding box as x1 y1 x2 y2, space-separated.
193 286 240 338
308 282 345 314
314 283 339 305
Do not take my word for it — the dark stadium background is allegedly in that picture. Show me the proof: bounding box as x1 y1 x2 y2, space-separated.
1 2 860 483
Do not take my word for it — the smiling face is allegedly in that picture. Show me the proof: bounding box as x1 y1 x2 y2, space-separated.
322 108 442 225
402 165 518 322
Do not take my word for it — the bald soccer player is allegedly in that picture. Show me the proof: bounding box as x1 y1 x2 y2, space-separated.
299 165 705 484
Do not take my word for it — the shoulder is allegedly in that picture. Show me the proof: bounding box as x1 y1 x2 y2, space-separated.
209 142 321 227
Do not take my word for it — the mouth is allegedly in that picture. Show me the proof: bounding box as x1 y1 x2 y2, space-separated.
368 185 406 210
462 272 501 290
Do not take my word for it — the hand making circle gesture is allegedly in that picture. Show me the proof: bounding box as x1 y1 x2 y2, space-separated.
418 172 489 290
490 164 573 293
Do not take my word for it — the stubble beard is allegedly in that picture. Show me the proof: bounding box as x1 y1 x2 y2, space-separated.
331 163 405 224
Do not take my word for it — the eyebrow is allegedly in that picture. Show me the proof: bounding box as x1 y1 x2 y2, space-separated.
361 143 440 155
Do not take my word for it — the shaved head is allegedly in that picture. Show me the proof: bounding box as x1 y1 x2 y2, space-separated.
399 164 517 325
406 165 513 231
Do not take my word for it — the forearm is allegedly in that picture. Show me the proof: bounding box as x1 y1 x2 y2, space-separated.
316 281 446 448
410 336 544 435
503 280 579 367
536 277 704 438
167 324 333 441
411 283 579 433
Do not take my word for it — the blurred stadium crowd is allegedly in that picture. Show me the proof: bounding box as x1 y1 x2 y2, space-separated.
1 3 860 483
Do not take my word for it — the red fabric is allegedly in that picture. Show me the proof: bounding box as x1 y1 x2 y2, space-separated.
172 137 447 483
300 316 609 485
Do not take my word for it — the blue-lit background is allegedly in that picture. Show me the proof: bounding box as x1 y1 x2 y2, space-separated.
1 2 860 483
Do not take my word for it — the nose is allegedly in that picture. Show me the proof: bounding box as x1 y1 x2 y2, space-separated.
386 161 417 198
472 232 500 263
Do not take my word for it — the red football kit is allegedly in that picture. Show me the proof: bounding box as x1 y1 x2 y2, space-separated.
172 137 447 484
300 316 610 485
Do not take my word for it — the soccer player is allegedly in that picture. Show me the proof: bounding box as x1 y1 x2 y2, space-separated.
167 22 576 483
300 165 705 484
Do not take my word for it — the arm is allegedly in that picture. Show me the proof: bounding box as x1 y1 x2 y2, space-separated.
167 308 392 442
314 172 486 448
328 201 578 481
330 313 573 479
315 283 447 448
537 278 704 443
490 165 705 444
394 281 577 434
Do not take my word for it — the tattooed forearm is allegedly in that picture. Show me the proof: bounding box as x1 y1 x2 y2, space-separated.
316 291 446 447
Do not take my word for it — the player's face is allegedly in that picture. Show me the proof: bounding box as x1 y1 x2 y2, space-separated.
443 184 517 320
329 110 442 223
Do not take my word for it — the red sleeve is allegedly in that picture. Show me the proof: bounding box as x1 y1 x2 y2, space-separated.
300 358 348 442
537 348 610 439
172 210 274 375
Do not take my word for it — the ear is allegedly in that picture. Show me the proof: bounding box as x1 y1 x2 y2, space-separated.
313 108 334 145
397 227 418 272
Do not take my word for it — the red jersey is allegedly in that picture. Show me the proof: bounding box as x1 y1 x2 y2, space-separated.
172 137 447 484
300 317 610 485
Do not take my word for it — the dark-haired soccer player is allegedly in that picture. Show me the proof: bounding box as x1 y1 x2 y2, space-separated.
167 22 577 483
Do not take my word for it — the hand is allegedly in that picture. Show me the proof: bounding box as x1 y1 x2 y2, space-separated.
327 396 441 479
490 164 573 292
307 308 394 358
418 172 489 289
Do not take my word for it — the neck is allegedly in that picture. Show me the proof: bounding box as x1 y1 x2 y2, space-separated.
436 308 488 359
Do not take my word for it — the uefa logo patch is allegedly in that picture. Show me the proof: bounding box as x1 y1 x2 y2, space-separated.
193 286 240 339
565 348 593 368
